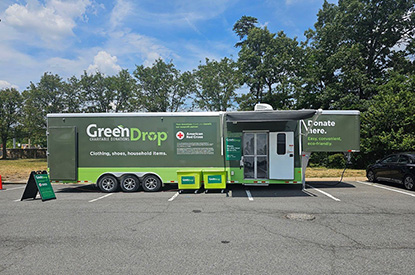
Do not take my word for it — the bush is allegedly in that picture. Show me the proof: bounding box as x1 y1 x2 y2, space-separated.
309 152 328 167
327 153 346 168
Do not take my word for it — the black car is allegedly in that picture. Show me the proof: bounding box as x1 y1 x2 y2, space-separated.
366 152 415 190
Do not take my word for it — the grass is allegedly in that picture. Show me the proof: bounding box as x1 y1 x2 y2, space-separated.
0 158 367 182
306 167 366 178
0 158 47 182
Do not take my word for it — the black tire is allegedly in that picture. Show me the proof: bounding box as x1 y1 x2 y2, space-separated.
403 175 415 191
142 175 162 192
98 175 119 193
367 170 377 183
120 175 140 192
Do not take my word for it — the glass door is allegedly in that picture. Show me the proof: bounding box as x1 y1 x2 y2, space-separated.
243 132 268 179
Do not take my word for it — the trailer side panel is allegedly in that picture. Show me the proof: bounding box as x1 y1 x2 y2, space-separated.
48 114 224 182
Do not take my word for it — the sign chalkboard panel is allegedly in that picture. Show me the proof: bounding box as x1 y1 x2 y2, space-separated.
226 137 242 161
21 171 56 202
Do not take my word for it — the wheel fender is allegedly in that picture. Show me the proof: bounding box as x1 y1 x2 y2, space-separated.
97 173 118 183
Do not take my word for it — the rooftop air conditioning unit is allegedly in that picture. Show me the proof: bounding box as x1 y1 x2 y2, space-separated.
254 103 273 111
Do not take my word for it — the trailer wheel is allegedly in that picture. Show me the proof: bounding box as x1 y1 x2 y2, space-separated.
142 175 162 192
98 175 119 193
120 175 140 192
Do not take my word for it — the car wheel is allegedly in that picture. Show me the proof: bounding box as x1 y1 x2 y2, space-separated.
120 175 140 192
98 175 119 193
142 175 162 192
367 170 377 182
403 175 415 191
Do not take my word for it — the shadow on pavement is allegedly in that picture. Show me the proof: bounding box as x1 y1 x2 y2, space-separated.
56 183 180 193
54 182 358 197
230 184 312 198
306 181 356 189
56 184 100 193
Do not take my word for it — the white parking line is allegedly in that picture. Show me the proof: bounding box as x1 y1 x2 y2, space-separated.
168 192 179 201
357 181 415 197
2 186 25 191
245 190 254 201
15 194 41 202
88 193 113 203
306 185 341 201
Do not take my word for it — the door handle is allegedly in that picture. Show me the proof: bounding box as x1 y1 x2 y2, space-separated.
289 154 294 157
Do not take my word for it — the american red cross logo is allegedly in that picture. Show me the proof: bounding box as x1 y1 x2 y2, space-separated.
176 131 185 140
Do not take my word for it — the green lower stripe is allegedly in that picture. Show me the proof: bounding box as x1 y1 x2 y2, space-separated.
75 167 303 184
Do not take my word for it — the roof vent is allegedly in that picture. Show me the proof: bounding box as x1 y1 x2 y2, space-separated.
254 103 273 111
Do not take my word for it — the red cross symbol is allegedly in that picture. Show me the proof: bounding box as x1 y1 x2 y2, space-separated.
176 131 185 140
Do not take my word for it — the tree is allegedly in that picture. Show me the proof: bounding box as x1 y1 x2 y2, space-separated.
22 73 69 145
304 0 415 109
361 73 415 164
106 69 138 112
235 23 303 110
134 59 192 112
0 88 22 159
233 15 258 47
66 75 84 113
193 57 241 111
79 71 114 113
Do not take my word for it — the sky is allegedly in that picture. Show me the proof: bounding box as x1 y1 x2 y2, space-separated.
0 0 336 91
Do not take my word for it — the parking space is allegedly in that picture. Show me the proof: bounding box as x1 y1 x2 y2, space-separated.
2 180 415 208
2 180 415 206
1 181 415 274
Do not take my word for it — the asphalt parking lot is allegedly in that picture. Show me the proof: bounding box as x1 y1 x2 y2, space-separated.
1 181 415 274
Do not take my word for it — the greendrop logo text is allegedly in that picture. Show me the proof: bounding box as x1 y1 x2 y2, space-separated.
86 124 168 146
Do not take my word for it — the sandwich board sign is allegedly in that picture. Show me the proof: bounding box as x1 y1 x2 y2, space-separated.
21 171 56 202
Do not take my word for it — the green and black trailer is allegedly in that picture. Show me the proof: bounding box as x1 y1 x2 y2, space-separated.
47 105 360 192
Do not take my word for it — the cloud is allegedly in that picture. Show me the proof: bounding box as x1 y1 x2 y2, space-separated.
87 51 122 75
106 30 175 67
4 0 91 42
0 43 41 90
0 80 19 90
46 55 90 76
108 0 233 31
0 0 238 90
109 0 133 30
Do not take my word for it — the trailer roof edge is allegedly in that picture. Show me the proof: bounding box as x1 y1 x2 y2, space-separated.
47 112 225 118
321 110 360 115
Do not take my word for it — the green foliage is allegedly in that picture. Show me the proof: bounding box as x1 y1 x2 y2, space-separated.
0 88 22 158
327 153 346 169
193 57 241 111
134 59 191 112
236 26 303 110
308 152 328 167
22 73 69 143
105 69 138 112
79 71 114 113
303 0 415 109
233 15 258 47
66 76 84 113
361 73 415 164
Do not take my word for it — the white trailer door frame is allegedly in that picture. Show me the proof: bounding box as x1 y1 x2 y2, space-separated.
269 132 294 180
